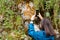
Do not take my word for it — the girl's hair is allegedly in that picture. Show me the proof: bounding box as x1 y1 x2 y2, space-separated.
40 18 56 36
33 16 40 25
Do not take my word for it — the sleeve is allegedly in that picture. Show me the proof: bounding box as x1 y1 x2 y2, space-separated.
28 23 44 39
28 23 36 38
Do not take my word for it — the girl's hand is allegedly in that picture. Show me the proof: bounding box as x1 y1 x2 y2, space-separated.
38 13 43 20
31 15 35 21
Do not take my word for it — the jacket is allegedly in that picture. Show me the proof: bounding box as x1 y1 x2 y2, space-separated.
28 23 54 40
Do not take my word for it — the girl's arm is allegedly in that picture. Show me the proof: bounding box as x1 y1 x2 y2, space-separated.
28 22 44 39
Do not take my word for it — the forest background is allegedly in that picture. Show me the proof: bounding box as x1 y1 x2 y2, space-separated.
0 0 60 40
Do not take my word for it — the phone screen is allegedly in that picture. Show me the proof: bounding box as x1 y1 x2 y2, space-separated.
35 10 40 17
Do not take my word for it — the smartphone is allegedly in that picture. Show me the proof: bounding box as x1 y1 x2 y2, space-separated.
35 10 40 17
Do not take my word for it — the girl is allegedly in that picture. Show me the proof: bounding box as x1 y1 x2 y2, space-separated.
28 12 56 40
